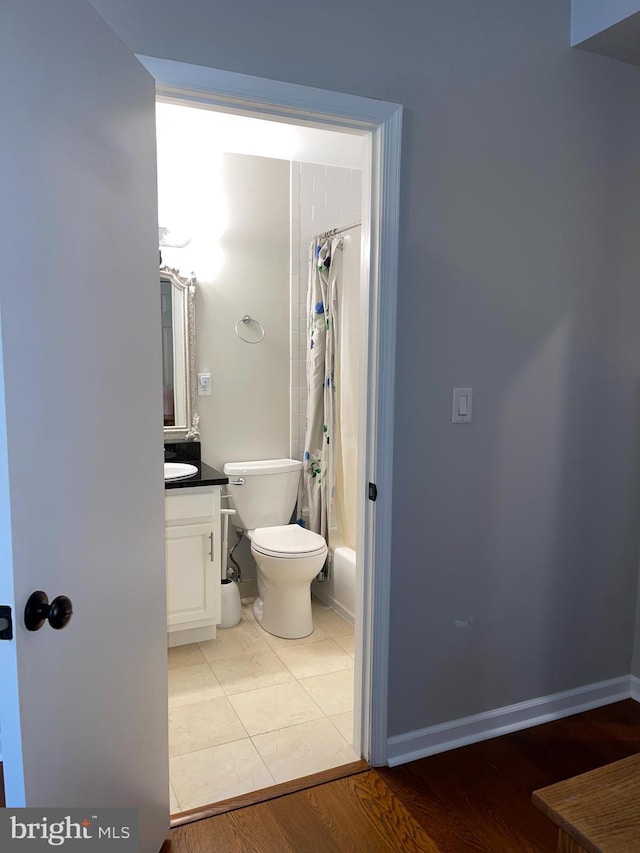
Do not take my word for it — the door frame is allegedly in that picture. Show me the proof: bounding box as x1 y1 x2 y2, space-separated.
139 56 401 766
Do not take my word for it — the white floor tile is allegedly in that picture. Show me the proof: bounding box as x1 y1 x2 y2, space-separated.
328 712 354 745
334 634 355 657
260 623 329 649
168 663 224 708
311 601 353 637
228 681 324 736
241 599 257 622
199 619 270 663
167 600 359 813
273 639 353 679
170 739 274 812
298 668 354 717
209 649 295 695
168 643 207 671
169 695 248 756
252 718 359 784
169 782 181 815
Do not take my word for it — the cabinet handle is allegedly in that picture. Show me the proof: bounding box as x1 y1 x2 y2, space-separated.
209 530 214 562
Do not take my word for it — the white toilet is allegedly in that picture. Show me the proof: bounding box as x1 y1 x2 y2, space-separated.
223 458 327 639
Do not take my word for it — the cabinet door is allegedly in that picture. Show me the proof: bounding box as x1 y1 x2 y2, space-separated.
166 522 217 627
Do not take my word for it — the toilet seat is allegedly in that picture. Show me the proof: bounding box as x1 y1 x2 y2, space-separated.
250 524 327 559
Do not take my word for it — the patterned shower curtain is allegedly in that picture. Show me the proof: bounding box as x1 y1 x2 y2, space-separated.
297 235 343 542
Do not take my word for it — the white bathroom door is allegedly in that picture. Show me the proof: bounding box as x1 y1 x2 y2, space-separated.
0 2 168 851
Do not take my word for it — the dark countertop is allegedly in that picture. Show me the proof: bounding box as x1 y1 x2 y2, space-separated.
164 460 228 490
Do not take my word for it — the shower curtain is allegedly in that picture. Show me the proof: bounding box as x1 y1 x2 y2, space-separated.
298 235 343 542
332 228 359 552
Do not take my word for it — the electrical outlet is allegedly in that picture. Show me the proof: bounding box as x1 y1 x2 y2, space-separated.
198 373 212 396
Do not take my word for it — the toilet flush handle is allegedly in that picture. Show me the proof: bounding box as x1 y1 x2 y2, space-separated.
228 477 246 486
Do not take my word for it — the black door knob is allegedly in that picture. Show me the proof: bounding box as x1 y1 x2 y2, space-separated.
24 591 73 631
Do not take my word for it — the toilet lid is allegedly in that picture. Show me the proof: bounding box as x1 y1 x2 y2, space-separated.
251 524 327 558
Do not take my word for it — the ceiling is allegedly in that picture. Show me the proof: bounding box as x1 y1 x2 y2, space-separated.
576 11 640 67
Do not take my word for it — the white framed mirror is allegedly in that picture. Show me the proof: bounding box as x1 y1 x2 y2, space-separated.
161 265 199 440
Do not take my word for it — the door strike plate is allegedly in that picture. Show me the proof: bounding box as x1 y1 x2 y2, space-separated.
0 605 13 640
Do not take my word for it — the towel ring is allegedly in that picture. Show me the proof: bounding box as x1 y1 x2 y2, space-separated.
235 314 265 344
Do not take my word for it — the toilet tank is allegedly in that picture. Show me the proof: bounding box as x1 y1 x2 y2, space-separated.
223 458 303 530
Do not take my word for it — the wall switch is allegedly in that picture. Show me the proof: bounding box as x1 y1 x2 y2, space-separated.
198 373 212 396
452 387 472 423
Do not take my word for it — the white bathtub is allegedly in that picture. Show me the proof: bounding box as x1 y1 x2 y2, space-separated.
311 545 356 625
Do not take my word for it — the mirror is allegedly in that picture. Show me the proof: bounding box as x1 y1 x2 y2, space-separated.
160 265 199 440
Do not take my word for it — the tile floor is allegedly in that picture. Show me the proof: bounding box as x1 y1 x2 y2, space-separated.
167 596 358 813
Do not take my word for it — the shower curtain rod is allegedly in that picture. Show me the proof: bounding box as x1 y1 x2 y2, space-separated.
317 221 361 240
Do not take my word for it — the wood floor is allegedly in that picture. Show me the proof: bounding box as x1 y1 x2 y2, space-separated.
165 771 439 853
2 700 639 850
165 699 640 852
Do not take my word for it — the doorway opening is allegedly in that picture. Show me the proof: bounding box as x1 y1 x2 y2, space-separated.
141 55 402 821
159 100 365 815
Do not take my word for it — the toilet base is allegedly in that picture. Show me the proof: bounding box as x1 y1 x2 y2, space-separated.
249 534 327 639
252 587 313 639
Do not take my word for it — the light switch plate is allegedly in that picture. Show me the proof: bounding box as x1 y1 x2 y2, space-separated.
452 387 472 423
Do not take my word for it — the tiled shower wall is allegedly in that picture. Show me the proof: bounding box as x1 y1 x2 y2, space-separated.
290 162 362 460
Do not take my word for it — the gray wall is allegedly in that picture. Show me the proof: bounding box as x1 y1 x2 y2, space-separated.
89 0 640 737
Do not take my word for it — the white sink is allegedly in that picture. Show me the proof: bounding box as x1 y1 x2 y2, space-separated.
164 462 198 481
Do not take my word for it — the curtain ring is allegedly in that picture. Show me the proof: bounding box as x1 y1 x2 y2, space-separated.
235 314 265 344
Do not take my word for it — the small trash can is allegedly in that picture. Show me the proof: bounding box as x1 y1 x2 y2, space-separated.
220 578 241 628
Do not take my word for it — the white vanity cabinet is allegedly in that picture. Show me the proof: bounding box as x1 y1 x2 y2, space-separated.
165 485 222 646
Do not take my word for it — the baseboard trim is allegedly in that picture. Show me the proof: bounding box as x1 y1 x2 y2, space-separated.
387 675 632 767
311 586 354 626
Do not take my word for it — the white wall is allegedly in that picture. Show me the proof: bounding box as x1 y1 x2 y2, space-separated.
158 147 291 470
91 0 640 742
157 103 363 471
